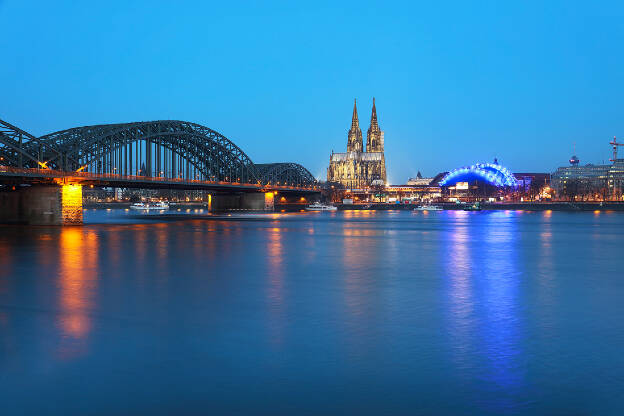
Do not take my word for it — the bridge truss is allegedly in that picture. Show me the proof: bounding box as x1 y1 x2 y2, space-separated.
0 119 66 169
254 163 317 187
0 119 316 187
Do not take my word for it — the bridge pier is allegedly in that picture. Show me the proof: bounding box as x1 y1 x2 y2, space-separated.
0 184 83 225
210 192 274 212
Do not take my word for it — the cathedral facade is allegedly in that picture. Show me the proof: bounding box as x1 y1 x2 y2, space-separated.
327 98 387 188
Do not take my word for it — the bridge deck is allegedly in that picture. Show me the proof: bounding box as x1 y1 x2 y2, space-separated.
0 166 319 193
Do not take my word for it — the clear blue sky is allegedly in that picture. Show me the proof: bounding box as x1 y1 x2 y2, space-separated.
1 1 623 182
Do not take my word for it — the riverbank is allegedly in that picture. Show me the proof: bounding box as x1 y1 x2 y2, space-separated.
84 201 624 212
329 202 624 212
83 201 210 209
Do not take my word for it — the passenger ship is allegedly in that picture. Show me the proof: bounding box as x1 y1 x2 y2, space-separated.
305 203 337 211
130 201 170 210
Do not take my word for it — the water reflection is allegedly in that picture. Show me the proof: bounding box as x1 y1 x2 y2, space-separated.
1 210 623 415
57 228 98 355
444 212 525 412
341 217 382 361
444 216 475 374
537 211 555 326
0 235 12 292
266 225 285 346
479 212 524 412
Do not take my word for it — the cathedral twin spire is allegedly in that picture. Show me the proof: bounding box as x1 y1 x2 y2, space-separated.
347 99 364 152
347 98 383 153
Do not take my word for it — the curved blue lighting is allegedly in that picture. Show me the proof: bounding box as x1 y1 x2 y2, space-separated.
439 163 519 188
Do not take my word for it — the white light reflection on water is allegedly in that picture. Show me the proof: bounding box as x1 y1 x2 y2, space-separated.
444 211 475 375
479 211 525 413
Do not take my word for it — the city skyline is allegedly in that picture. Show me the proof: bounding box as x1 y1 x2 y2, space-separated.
2 1 624 182
2 3 624 415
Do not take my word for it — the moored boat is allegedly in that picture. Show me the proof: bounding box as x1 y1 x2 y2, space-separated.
130 201 170 210
414 204 443 211
463 202 482 211
305 202 337 211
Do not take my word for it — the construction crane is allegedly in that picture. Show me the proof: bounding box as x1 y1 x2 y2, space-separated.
610 136 624 162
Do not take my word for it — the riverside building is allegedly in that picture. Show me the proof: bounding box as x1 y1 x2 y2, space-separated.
551 152 624 200
327 98 387 188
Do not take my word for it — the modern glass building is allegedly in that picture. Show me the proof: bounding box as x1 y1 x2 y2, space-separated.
551 158 624 200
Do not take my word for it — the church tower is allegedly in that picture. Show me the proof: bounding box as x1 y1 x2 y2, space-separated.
327 98 387 187
366 97 384 153
346 99 363 153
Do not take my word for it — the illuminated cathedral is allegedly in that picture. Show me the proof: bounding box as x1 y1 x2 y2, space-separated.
327 98 387 188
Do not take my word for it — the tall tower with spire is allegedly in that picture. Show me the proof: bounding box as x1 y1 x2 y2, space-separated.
347 99 363 153
327 98 387 188
366 97 384 153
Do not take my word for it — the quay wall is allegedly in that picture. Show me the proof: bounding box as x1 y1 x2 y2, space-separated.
335 202 624 211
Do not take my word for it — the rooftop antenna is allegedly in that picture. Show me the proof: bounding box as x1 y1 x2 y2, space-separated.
610 136 623 162
569 142 580 166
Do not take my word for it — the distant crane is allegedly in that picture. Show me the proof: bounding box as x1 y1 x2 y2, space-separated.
610 136 624 162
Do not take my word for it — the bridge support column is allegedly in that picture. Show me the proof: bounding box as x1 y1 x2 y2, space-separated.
241 192 274 211
0 184 83 225
210 194 241 211
210 192 274 212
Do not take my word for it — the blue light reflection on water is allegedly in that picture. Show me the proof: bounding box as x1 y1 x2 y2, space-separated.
1 209 624 415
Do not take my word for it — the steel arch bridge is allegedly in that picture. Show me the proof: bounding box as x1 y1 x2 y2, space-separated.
254 163 317 187
0 119 64 169
439 162 519 188
0 119 317 187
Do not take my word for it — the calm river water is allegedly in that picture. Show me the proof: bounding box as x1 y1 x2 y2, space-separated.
1 209 623 415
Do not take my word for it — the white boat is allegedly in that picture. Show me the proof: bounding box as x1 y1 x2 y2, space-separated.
414 204 443 211
130 201 170 210
305 202 337 211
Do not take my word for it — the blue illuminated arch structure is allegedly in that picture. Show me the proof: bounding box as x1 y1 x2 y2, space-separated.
439 162 519 188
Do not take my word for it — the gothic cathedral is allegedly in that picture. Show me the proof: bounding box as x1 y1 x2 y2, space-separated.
327 98 387 188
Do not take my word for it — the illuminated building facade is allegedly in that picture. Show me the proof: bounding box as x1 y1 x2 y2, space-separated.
551 157 624 200
407 171 435 186
327 98 387 188
437 161 521 200
439 162 519 188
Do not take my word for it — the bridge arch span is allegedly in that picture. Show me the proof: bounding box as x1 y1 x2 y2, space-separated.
254 163 317 187
1 118 319 187
37 120 257 182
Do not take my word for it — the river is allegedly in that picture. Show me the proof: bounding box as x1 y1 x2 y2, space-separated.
1 209 623 415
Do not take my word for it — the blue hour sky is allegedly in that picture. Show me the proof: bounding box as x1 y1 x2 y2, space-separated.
1 1 623 182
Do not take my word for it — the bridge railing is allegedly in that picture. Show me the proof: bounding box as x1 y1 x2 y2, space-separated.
0 166 320 191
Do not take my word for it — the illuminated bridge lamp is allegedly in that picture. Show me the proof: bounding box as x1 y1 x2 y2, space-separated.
61 184 83 225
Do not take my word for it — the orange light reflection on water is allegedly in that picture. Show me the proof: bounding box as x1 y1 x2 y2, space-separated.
266 225 285 347
58 228 98 347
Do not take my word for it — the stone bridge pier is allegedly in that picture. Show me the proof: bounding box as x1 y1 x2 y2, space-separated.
0 184 83 225
211 192 275 212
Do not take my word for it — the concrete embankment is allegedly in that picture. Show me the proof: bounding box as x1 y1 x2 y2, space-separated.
83 201 209 209
332 202 624 212
83 201 624 212
477 202 624 211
